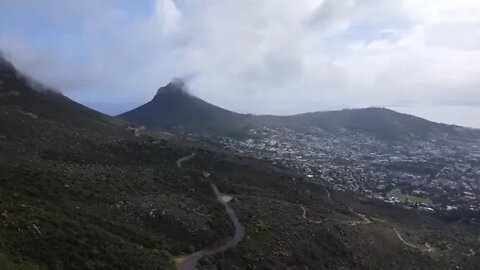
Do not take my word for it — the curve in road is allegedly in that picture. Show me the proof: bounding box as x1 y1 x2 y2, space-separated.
175 184 245 270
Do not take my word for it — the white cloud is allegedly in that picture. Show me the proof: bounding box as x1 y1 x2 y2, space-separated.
155 0 182 34
0 0 479 126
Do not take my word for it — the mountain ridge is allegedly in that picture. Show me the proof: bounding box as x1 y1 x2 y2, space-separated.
118 80 253 136
0 54 129 139
118 81 480 141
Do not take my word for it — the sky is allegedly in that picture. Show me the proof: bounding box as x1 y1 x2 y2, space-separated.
0 0 480 128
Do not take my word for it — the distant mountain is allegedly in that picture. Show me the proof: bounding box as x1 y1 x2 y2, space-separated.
258 107 480 140
118 80 254 136
119 81 480 141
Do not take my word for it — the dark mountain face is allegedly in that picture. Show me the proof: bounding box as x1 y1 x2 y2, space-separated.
118 80 253 136
119 82 480 141
0 53 15 75
0 54 127 141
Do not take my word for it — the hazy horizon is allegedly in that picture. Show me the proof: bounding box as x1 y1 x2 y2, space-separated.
66 86 480 129
1 0 480 128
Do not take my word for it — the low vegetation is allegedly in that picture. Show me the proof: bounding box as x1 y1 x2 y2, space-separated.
1 58 480 269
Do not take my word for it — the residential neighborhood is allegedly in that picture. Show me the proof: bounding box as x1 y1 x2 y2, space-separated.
209 127 480 221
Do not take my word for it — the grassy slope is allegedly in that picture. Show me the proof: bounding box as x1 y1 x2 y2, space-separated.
1 59 480 269
389 190 433 205
2 105 480 269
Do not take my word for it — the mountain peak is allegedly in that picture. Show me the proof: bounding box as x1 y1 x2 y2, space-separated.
0 51 17 78
154 78 189 98
0 51 16 74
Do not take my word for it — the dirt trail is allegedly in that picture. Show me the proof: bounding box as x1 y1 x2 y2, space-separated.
347 208 371 226
176 153 196 168
393 227 433 252
175 184 245 270
324 188 331 201
300 206 325 224
300 206 371 227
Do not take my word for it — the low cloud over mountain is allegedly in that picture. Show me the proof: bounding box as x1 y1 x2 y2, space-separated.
1 0 480 126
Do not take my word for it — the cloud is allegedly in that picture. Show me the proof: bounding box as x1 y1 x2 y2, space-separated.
155 0 181 34
0 0 479 126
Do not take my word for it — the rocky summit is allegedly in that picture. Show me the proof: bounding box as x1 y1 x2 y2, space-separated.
118 80 250 136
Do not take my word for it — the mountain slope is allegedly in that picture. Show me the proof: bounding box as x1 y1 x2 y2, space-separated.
2 56 480 270
0 56 126 132
118 81 480 141
258 107 480 140
0 55 178 269
118 81 253 136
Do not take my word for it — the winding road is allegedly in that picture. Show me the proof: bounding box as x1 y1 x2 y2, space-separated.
174 153 245 270
175 184 245 270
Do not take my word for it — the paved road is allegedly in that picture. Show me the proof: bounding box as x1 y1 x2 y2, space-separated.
176 184 245 270
175 151 245 269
